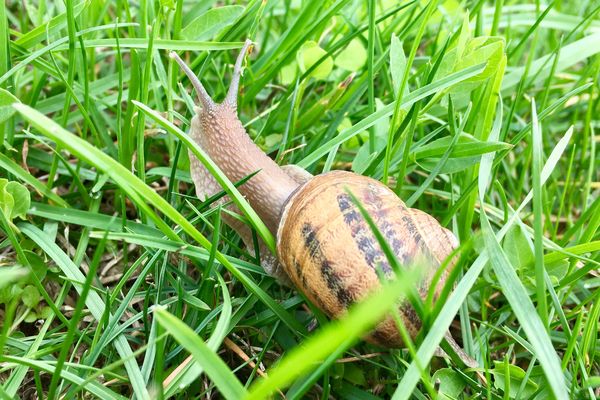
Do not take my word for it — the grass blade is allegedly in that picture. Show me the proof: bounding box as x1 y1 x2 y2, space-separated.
2 356 127 400
479 214 568 399
248 271 419 399
163 274 234 396
297 63 485 169
18 223 150 399
531 99 548 326
154 308 248 400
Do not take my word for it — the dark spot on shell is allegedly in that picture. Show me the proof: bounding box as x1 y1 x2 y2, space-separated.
370 328 393 346
337 193 361 224
357 236 377 265
293 259 307 288
302 223 321 259
301 222 353 309
399 302 422 334
321 259 352 307
337 193 352 211
402 214 418 236
402 214 438 266
291 255 328 312
337 193 395 275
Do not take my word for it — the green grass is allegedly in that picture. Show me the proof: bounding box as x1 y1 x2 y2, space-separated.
0 0 599 399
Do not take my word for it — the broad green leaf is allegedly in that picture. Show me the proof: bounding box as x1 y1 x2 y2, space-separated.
23 250 47 282
0 152 69 208
461 37 504 80
450 37 504 93
0 266 29 290
0 284 23 304
433 13 504 95
279 62 297 85
264 133 283 149
181 6 245 41
155 308 248 400
21 285 40 308
0 179 15 221
412 135 511 160
24 310 39 323
343 364 367 386
0 88 19 123
335 38 367 71
433 15 470 82
545 260 569 283
417 156 480 174
5 181 31 220
456 13 471 59
390 34 408 96
503 225 534 270
0 178 34 224
297 41 333 80
491 362 538 399
432 368 466 399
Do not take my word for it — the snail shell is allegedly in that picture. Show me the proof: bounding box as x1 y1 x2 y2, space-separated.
277 170 458 347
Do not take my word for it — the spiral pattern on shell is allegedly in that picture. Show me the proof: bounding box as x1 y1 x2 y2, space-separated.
276 171 459 347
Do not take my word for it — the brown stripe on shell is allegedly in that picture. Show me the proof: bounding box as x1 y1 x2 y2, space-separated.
336 192 393 275
369 329 394 347
289 243 329 313
362 185 415 266
335 188 427 346
404 208 458 299
399 207 454 271
301 222 353 308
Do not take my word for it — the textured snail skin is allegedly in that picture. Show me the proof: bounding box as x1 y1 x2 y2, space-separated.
171 40 300 237
277 171 458 347
189 102 299 234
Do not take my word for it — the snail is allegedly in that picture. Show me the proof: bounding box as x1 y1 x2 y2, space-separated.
170 40 476 364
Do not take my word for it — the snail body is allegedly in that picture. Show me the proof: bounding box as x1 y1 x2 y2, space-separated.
171 41 467 351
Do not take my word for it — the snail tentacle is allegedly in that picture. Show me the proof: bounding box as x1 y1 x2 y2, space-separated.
169 51 215 110
224 39 254 109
